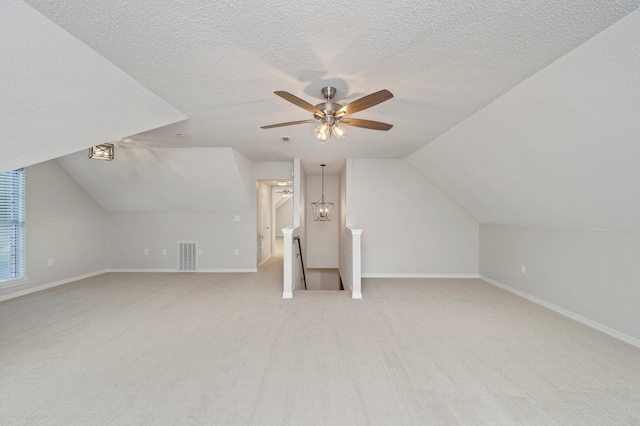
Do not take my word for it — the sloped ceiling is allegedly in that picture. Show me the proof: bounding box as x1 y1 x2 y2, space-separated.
0 0 187 174
407 8 640 232
6 0 640 227
56 148 254 212
22 0 640 164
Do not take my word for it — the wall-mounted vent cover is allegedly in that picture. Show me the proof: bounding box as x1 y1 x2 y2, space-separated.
178 241 198 271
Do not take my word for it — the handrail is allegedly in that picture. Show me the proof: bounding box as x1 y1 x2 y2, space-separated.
293 236 307 290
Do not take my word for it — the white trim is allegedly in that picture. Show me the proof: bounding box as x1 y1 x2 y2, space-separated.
282 227 297 298
480 275 640 349
347 227 363 299
0 277 30 290
109 268 177 273
352 292 362 299
108 268 257 273
0 270 108 303
361 273 480 279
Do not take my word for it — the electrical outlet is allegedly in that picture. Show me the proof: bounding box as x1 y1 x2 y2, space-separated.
162 249 167 255
199 249 203 256
234 215 240 221
144 249 148 255
48 259 54 266
521 265 526 274
234 249 239 255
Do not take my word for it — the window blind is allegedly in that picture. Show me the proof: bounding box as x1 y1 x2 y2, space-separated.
0 169 26 282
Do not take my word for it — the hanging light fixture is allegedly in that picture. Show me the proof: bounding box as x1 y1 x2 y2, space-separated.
311 164 333 221
88 144 114 160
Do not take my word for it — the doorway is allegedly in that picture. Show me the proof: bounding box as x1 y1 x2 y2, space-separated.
256 180 293 265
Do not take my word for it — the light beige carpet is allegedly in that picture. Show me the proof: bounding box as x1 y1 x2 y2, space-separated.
1 257 639 425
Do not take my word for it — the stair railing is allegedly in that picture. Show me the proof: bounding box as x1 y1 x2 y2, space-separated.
293 236 307 290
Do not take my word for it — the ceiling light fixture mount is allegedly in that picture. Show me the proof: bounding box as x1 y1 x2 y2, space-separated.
88 144 114 161
311 164 333 221
262 86 394 143
281 189 292 198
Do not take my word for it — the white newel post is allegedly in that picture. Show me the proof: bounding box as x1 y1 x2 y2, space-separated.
350 229 363 299
282 228 294 299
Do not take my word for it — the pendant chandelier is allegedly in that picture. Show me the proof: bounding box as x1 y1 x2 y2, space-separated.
311 164 333 221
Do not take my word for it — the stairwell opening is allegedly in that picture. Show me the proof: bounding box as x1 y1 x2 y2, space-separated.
305 268 343 291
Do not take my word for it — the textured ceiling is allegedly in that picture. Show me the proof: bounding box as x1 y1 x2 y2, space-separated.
56 148 254 212
407 8 640 232
0 0 186 174
23 0 640 165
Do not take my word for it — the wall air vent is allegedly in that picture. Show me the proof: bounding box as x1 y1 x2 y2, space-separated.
178 241 198 271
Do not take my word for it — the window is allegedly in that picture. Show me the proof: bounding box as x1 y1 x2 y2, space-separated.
0 169 26 283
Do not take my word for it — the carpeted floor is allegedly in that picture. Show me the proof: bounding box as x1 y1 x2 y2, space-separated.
1 256 639 425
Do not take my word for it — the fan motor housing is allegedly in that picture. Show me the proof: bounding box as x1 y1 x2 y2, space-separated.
315 102 343 116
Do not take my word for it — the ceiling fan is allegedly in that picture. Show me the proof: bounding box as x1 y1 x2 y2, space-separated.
261 87 393 142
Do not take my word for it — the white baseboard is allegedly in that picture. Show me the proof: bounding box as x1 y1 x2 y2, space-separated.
361 273 480 279
0 269 108 303
480 275 640 349
108 268 257 273
282 292 293 299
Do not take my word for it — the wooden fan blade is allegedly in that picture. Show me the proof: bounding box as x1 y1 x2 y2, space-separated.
336 89 393 116
261 120 315 129
274 91 324 116
342 118 393 131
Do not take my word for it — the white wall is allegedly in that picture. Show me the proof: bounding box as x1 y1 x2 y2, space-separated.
1 160 108 299
350 159 479 276
275 198 293 236
339 161 351 290
255 162 294 181
108 210 256 271
292 159 307 290
406 8 640 232
480 224 640 343
306 175 340 268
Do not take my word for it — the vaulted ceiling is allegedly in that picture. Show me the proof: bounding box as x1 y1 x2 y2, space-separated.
19 0 640 162
3 0 640 230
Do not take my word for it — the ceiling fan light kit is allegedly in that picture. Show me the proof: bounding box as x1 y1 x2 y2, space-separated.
262 86 393 143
